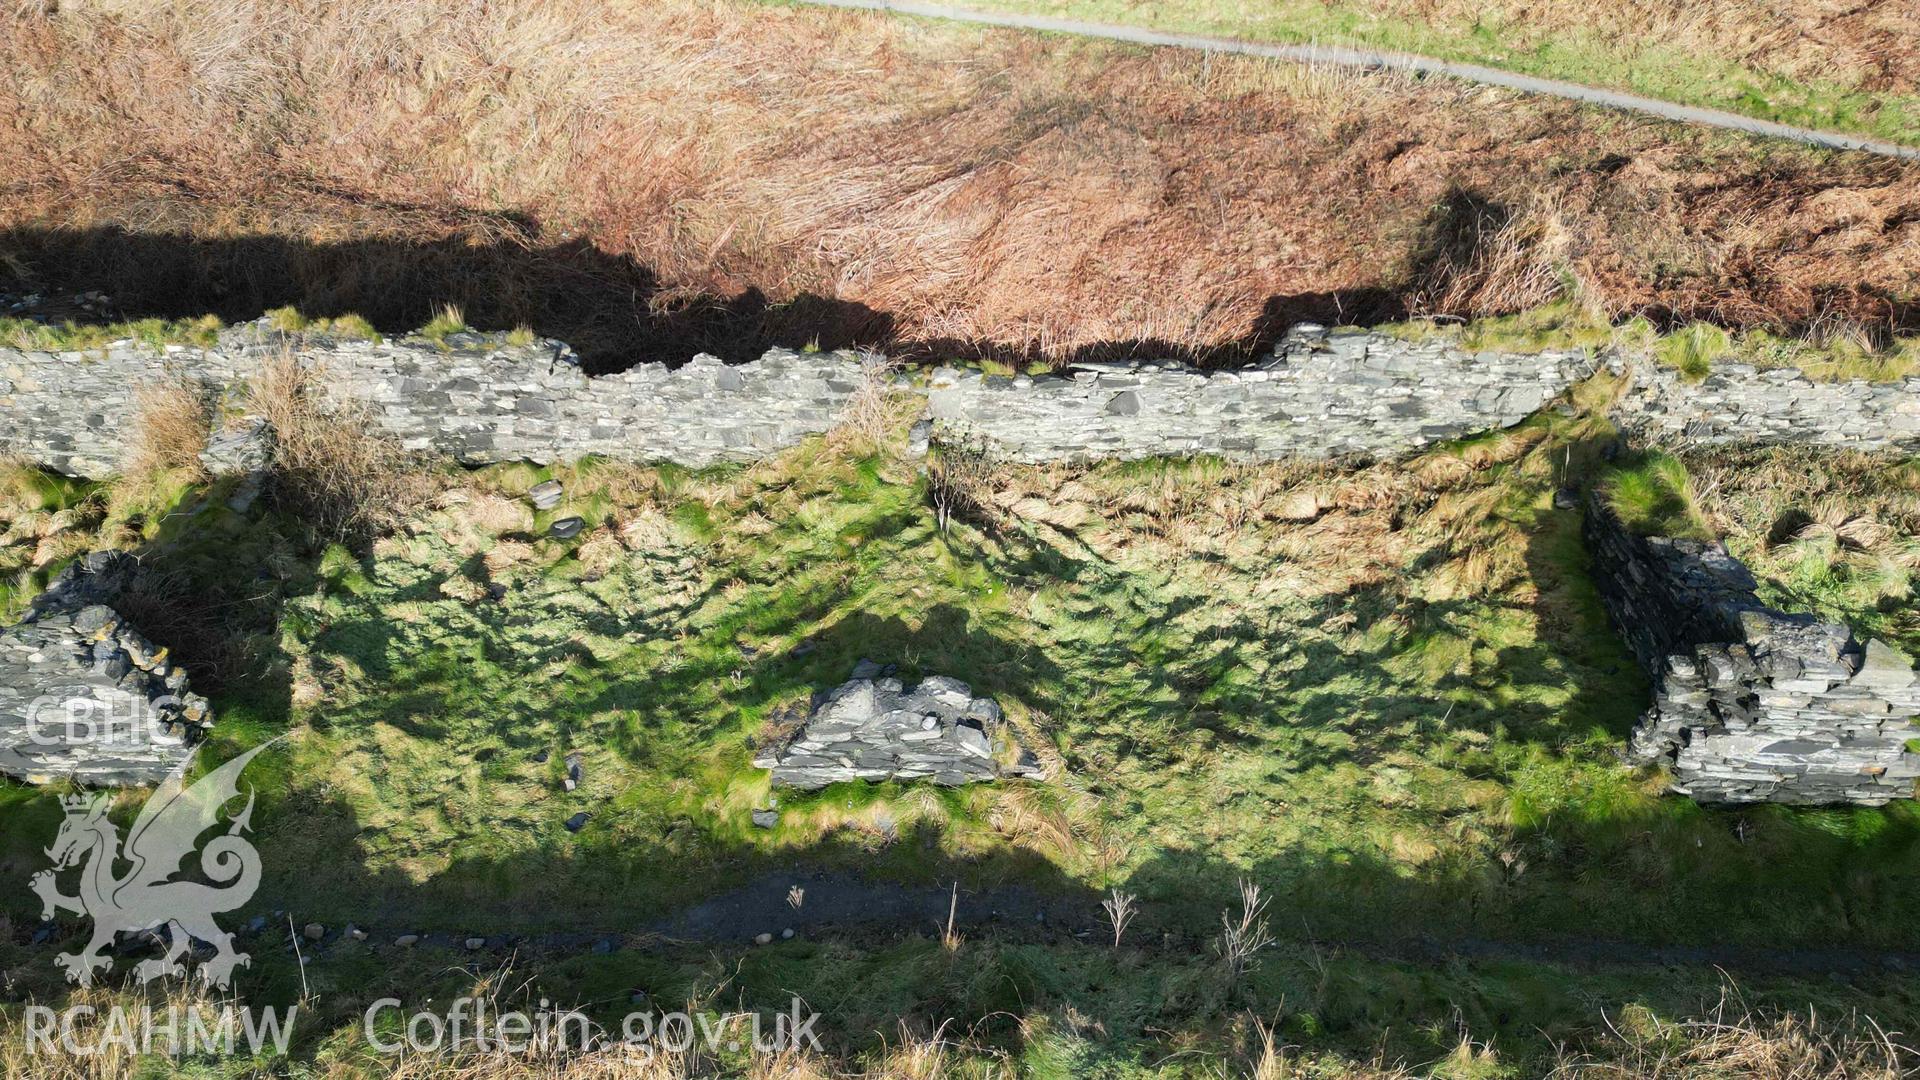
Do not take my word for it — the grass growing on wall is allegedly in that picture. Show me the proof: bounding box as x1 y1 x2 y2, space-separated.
0 315 223 352
1382 302 1920 383
264 305 382 342
1600 452 1712 541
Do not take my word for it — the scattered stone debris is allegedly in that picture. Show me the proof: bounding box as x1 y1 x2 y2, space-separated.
529 479 564 510
465 937 486 950
550 515 585 540
1588 495 1920 804
753 932 773 946
394 934 419 948
753 666 1046 790
751 808 780 829
302 923 325 942
563 752 583 792
565 811 591 833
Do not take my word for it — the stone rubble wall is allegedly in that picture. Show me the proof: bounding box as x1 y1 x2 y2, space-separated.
5 319 1920 478
926 325 1600 462
1584 496 1920 805
0 554 211 787
0 320 873 477
1616 359 1920 451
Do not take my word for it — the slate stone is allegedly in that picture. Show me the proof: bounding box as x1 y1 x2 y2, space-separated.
758 668 1034 790
549 516 585 539
1589 493 1920 806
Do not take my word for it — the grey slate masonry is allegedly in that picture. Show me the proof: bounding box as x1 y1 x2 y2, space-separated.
6 319 1920 476
0 320 872 477
924 325 1599 462
1585 496 1920 805
0 554 213 787
1616 359 1920 450
753 668 1044 789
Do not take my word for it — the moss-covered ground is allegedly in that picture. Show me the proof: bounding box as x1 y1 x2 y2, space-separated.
2 397 1919 1074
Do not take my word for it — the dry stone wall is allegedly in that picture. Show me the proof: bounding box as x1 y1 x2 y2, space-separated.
1584 496 1920 804
0 321 873 477
5 319 1920 478
925 325 1599 462
1617 359 1920 450
0 554 212 787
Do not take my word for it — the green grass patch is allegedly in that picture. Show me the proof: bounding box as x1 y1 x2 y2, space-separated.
1600 452 1711 540
948 0 1920 148
415 303 471 345
8 420 1920 1071
264 305 382 342
0 314 223 351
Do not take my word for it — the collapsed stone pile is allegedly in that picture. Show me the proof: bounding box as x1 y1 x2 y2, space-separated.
753 664 1044 789
0 553 210 786
1585 496 1920 804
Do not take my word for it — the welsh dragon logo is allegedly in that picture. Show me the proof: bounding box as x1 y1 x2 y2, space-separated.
29 742 275 988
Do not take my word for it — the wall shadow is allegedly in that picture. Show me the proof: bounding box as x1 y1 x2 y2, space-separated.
0 223 1408 373
8 194 1919 379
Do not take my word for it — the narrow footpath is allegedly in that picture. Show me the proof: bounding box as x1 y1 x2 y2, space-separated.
798 0 1920 162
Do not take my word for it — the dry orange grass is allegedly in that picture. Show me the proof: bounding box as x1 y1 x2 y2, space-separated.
244 351 433 541
124 375 211 479
1 0 1917 367
1357 0 1920 95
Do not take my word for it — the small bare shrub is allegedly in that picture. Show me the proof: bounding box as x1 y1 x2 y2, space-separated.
1217 877 1275 981
926 432 1000 534
829 352 905 452
124 377 212 480
245 351 432 542
1101 886 1137 947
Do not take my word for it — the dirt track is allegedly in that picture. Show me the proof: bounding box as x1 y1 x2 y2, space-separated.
802 0 1920 161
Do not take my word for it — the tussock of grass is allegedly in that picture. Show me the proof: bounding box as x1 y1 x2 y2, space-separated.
416 303 470 345
1657 324 1734 382
245 351 433 542
1601 452 1712 541
0 315 222 352
123 376 212 480
264 305 381 342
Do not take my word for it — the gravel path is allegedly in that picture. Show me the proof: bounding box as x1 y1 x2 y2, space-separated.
798 0 1920 162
